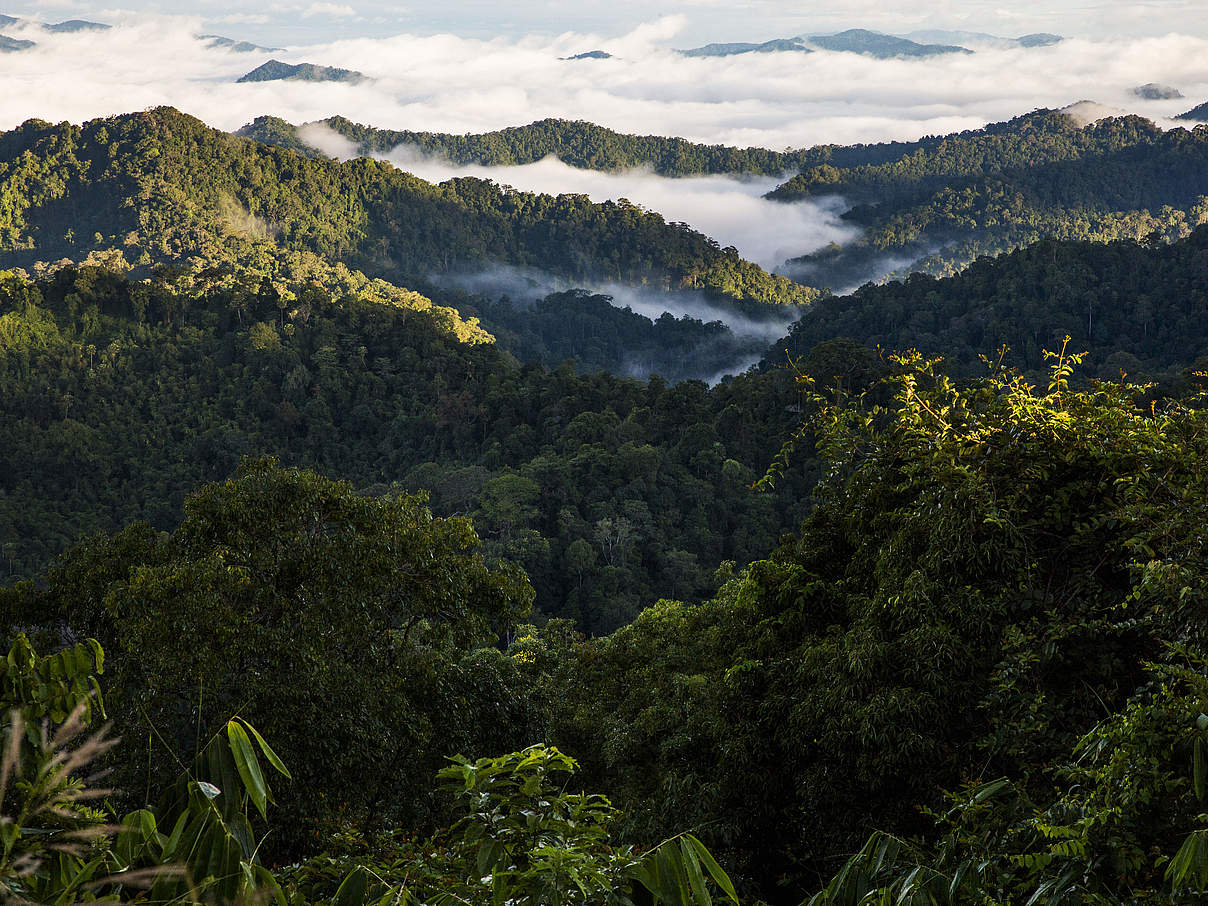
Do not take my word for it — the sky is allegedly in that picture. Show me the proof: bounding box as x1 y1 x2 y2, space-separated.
6 1 1208 46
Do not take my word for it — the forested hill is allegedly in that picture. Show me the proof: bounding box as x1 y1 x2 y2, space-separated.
8 106 1208 906
237 107 1208 294
774 109 1208 285
235 112 1035 179
237 114 809 176
0 108 814 306
768 109 1160 202
0 260 812 634
771 226 1208 384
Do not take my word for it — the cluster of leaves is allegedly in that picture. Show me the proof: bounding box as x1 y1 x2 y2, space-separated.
0 633 744 906
811 652 1208 905
289 745 738 906
0 634 290 904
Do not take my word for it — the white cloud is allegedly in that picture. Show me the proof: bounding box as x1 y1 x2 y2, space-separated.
214 12 271 24
3 15 1204 149
378 144 857 270
303 2 356 17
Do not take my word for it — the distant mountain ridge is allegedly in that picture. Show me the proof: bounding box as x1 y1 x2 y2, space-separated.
0 14 110 51
771 106 1208 288
0 107 814 307
236 113 811 176
680 38 811 57
202 34 281 53
44 19 109 32
1175 101 1208 121
676 28 1065 59
804 29 971 58
904 29 1062 48
237 59 365 84
1133 83 1183 100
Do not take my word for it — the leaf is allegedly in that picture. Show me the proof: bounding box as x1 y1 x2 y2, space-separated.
196 780 221 800
333 867 369 906
477 838 504 880
238 717 292 780
1167 828 1208 892
227 720 269 818
1196 738 1206 803
686 835 739 905
680 836 711 906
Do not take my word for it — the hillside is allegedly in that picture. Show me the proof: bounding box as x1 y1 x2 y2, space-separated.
237 59 365 83
0 260 811 634
0 108 815 306
237 113 810 176
679 38 811 57
1177 100 1208 120
770 226 1208 384
771 108 1208 285
0 34 33 51
904 29 1063 48
805 28 971 57
4 97 1208 906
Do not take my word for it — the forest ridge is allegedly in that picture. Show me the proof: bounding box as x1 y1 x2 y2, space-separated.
2 100 1208 906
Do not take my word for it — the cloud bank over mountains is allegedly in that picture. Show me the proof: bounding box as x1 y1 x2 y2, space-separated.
1 14 1207 151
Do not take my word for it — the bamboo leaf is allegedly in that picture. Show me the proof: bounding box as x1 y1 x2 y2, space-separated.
680 836 711 906
238 717 292 780
1196 738 1206 803
227 720 269 818
686 835 739 905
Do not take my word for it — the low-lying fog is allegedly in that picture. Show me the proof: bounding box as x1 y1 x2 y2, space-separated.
435 265 799 343
433 265 796 384
301 123 857 271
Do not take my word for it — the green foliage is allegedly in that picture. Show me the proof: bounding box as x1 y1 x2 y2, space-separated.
0 264 809 632
552 348 1208 896
0 634 289 905
772 226 1208 386
10 458 538 857
771 110 1208 284
288 744 739 906
811 652 1208 905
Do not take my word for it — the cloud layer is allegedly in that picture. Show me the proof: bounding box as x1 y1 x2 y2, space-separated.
2 15 1208 150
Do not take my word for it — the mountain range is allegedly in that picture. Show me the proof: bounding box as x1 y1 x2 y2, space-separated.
236 59 366 84
677 27 1064 59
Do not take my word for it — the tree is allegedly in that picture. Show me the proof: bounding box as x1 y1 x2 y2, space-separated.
18 458 538 856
